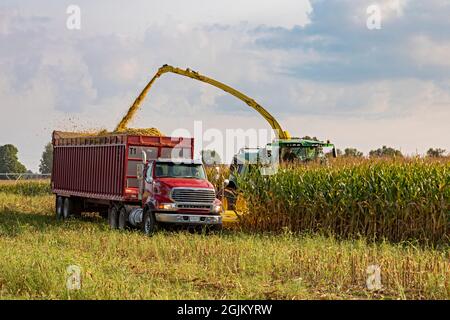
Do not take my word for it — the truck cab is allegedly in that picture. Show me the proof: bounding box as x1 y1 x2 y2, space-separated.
51 131 222 235
128 158 223 234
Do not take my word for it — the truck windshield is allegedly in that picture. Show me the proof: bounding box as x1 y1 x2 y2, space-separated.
155 163 206 179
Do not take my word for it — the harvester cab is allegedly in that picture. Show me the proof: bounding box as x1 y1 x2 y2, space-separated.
270 138 337 164
220 138 337 224
227 148 263 189
227 138 337 188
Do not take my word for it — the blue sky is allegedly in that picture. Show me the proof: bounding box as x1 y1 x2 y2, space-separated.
0 0 449 170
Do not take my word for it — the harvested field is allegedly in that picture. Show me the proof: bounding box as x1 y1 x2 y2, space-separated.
0 190 448 299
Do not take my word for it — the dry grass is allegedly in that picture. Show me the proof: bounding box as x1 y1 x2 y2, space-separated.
0 180 51 196
0 190 448 299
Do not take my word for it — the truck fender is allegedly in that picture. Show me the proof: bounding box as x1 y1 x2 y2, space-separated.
144 202 156 213
144 197 157 209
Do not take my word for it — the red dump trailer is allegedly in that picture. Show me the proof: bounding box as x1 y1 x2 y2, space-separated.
52 131 194 202
51 131 222 234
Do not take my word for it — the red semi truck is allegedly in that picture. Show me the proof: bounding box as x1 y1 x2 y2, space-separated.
51 131 223 234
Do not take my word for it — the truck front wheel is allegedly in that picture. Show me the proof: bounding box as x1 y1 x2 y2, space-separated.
141 210 157 236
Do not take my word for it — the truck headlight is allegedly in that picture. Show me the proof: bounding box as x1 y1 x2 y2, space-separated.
157 203 176 210
212 205 222 213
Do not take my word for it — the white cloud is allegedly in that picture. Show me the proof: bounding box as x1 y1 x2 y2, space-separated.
151 0 312 29
3 0 312 37
336 0 410 26
410 35 450 68
378 0 409 19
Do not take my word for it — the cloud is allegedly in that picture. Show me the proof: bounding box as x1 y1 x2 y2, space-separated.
254 0 450 82
0 0 312 36
410 35 450 68
144 0 313 29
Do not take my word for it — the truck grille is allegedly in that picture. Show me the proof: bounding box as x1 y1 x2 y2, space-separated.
177 204 211 210
171 188 216 204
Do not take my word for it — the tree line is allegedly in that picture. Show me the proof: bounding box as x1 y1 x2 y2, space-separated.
329 146 447 158
0 143 53 177
301 136 447 159
0 142 447 178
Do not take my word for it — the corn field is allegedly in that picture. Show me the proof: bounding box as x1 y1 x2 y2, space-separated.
0 180 51 196
235 158 450 244
205 165 230 191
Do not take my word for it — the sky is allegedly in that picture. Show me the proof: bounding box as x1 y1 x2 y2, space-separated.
0 0 449 171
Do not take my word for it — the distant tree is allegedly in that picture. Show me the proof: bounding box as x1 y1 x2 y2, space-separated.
426 148 446 158
39 142 53 174
369 145 403 158
0 144 27 176
343 148 363 158
201 150 222 165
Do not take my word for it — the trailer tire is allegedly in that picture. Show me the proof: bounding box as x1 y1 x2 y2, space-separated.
141 210 157 236
63 198 72 219
56 196 64 220
108 206 119 230
118 207 129 230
